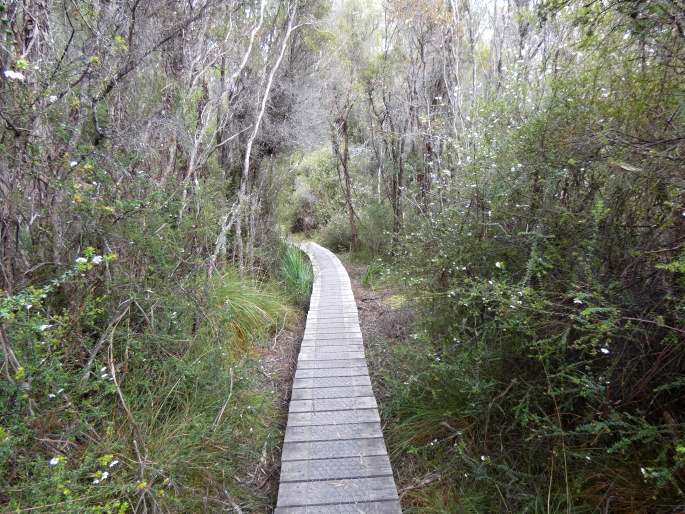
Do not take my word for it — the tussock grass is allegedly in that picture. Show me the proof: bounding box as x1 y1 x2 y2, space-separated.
1 265 291 512
280 245 313 308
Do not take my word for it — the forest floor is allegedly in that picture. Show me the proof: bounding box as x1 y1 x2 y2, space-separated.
255 312 305 510
342 258 418 507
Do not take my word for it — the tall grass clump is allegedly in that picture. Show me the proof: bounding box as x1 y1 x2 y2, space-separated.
280 245 314 307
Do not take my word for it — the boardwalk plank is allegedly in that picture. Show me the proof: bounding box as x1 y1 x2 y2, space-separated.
276 241 400 513
289 396 377 413
295 367 369 379
299 351 366 361
300 340 364 348
293 375 372 389
297 358 368 369
298 344 365 353
275 500 402 513
281 437 388 461
277 477 398 507
291 385 375 400
287 409 380 426
284 422 383 442
280 455 393 482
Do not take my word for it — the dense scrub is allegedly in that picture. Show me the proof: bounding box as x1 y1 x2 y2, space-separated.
284 0 685 512
0 1 319 512
0 187 312 511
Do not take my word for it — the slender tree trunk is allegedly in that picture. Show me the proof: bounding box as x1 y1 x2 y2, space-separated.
235 3 297 270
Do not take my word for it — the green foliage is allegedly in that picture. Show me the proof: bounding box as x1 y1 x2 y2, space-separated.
320 212 353 252
277 149 341 234
280 245 314 307
368 4 685 511
0 184 292 512
358 201 394 257
361 260 384 289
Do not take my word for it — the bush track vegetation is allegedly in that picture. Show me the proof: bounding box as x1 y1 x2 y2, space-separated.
0 1 320 511
281 0 685 512
2 0 684 512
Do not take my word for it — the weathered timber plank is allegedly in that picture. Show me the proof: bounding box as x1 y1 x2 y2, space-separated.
281 437 388 461
298 344 365 352
279 455 394 482
300 340 364 348
284 422 383 443
289 396 378 413
293 375 372 389
290 385 375 400
275 500 402 513
276 476 398 507
298 351 366 361
286 409 380 426
297 358 368 369
277 241 400 513
301 336 364 345
294 367 369 379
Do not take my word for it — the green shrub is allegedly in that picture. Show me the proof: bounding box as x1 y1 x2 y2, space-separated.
280 245 313 307
0 250 289 512
358 201 394 257
320 212 353 252
377 41 685 512
361 260 384 289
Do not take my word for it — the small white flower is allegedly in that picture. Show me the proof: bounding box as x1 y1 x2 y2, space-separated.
39 324 53 331
69 160 78 167
4 69 25 81
91 255 103 265
640 467 647 477
93 478 100 484
495 261 503 269
48 393 56 399
48 95 58 103
101 471 109 481
75 257 88 264
573 298 583 304
480 455 487 461
109 459 119 468
25 303 32 310
600 348 610 354
49 457 61 466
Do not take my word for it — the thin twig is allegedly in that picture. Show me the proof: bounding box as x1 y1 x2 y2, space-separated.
213 367 234 429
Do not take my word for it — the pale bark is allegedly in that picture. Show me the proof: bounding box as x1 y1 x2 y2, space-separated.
234 3 298 270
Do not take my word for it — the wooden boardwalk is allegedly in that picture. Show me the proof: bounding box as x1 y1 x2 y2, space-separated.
275 242 401 513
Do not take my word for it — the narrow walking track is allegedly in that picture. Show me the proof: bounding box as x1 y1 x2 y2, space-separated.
275 242 401 513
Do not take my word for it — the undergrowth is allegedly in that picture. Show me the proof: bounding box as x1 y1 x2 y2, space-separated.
336 16 685 512
1 239 299 512
280 245 314 308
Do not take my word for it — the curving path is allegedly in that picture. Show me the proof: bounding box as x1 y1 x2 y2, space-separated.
275 242 401 513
